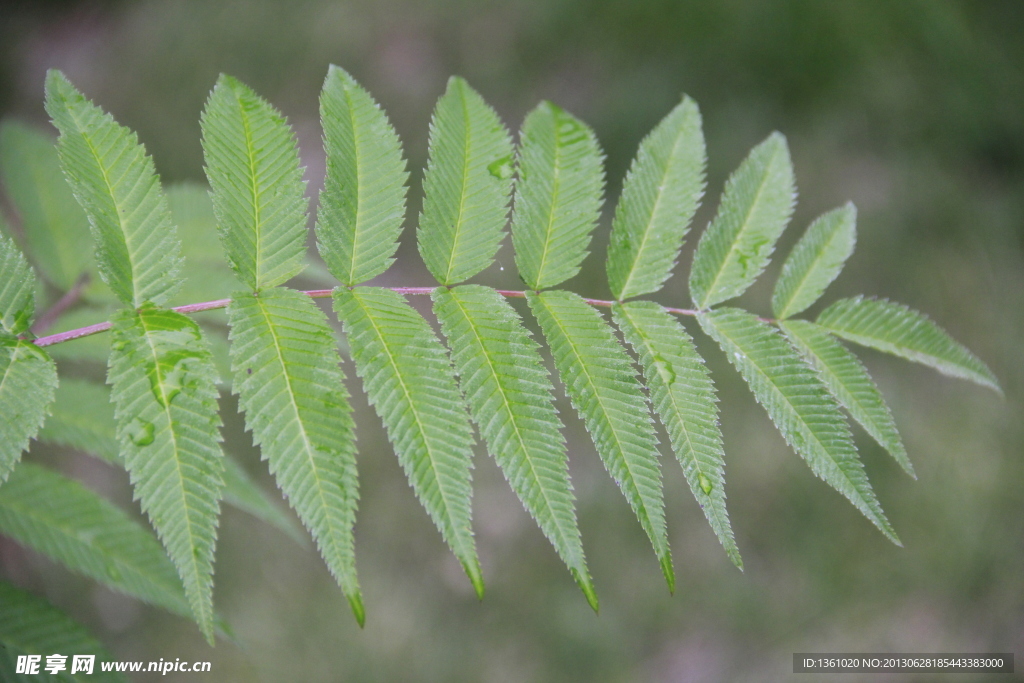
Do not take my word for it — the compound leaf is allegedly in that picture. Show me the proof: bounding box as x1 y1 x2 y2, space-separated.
772 203 856 320
613 300 740 568
228 288 362 623
0 121 92 290
334 287 482 595
699 307 899 544
201 74 308 291
433 285 596 610
0 462 193 620
606 97 705 300
779 319 912 477
817 296 1000 394
44 70 182 308
107 305 224 642
689 132 795 309
511 101 604 291
528 290 672 590
0 340 57 484
0 233 35 336
418 77 514 285
317 65 408 286
0 581 125 683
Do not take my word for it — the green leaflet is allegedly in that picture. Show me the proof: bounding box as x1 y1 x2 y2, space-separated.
228 288 362 623
37 376 306 543
334 287 482 596
613 301 740 568
432 285 596 610
201 75 308 291
0 121 92 290
0 463 193 621
772 203 857 320
38 377 119 462
527 290 672 590
44 71 183 308
418 77 514 285
606 97 706 301
779 319 913 477
689 132 795 310
107 304 224 643
699 307 899 544
0 340 57 484
0 581 126 683
0 233 35 336
317 65 409 286
511 101 605 291
818 296 1000 394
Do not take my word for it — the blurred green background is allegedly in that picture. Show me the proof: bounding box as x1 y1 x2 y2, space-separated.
1 1 1021 680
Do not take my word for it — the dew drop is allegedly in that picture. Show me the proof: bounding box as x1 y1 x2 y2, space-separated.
652 355 676 385
106 563 123 582
487 155 514 180
128 418 155 447
111 340 126 352
698 473 713 495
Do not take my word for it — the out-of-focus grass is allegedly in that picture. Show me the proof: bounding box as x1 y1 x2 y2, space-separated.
1 1 1021 680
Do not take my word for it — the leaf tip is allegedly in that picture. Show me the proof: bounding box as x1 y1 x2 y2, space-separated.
348 591 366 628
660 553 675 595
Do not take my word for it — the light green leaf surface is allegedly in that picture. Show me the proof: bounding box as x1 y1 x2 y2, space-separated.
772 203 856 319
613 301 740 568
37 376 305 542
0 233 35 336
418 77 514 285
511 101 604 291
606 97 706 300
228 288 362 623
0 581 125 683
689 132 795 309
317 65 408 286
433 285 596 610
334 287 482 596
201 74 308 291
107 305 224 642
0 120 92 290
44 70 182 308
817 296 1000 393
699 307 899 543
780 319 913 476
528 290 672 590
0 340 57 484
0 463 192 620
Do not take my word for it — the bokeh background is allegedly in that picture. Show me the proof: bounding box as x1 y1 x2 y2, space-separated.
1 1 1021 681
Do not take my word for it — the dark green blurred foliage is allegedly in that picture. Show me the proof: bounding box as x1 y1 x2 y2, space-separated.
1 1 1020 680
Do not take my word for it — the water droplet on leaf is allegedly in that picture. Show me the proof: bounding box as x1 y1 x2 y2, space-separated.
487 155 513 180
698 473 713 495
128 418 155 447
652 355 675 384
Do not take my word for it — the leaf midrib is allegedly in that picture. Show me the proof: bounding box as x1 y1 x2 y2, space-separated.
350 291 468 556
616 122 689 300
442 85 473 286
539 294 661 551
708 313 880 524
66 102 140 306
137 312 210 629
449 291 577 564
235 88 264 289
251 294 347 559
697 145 780 310
776 217 848 319
532 116 565 290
